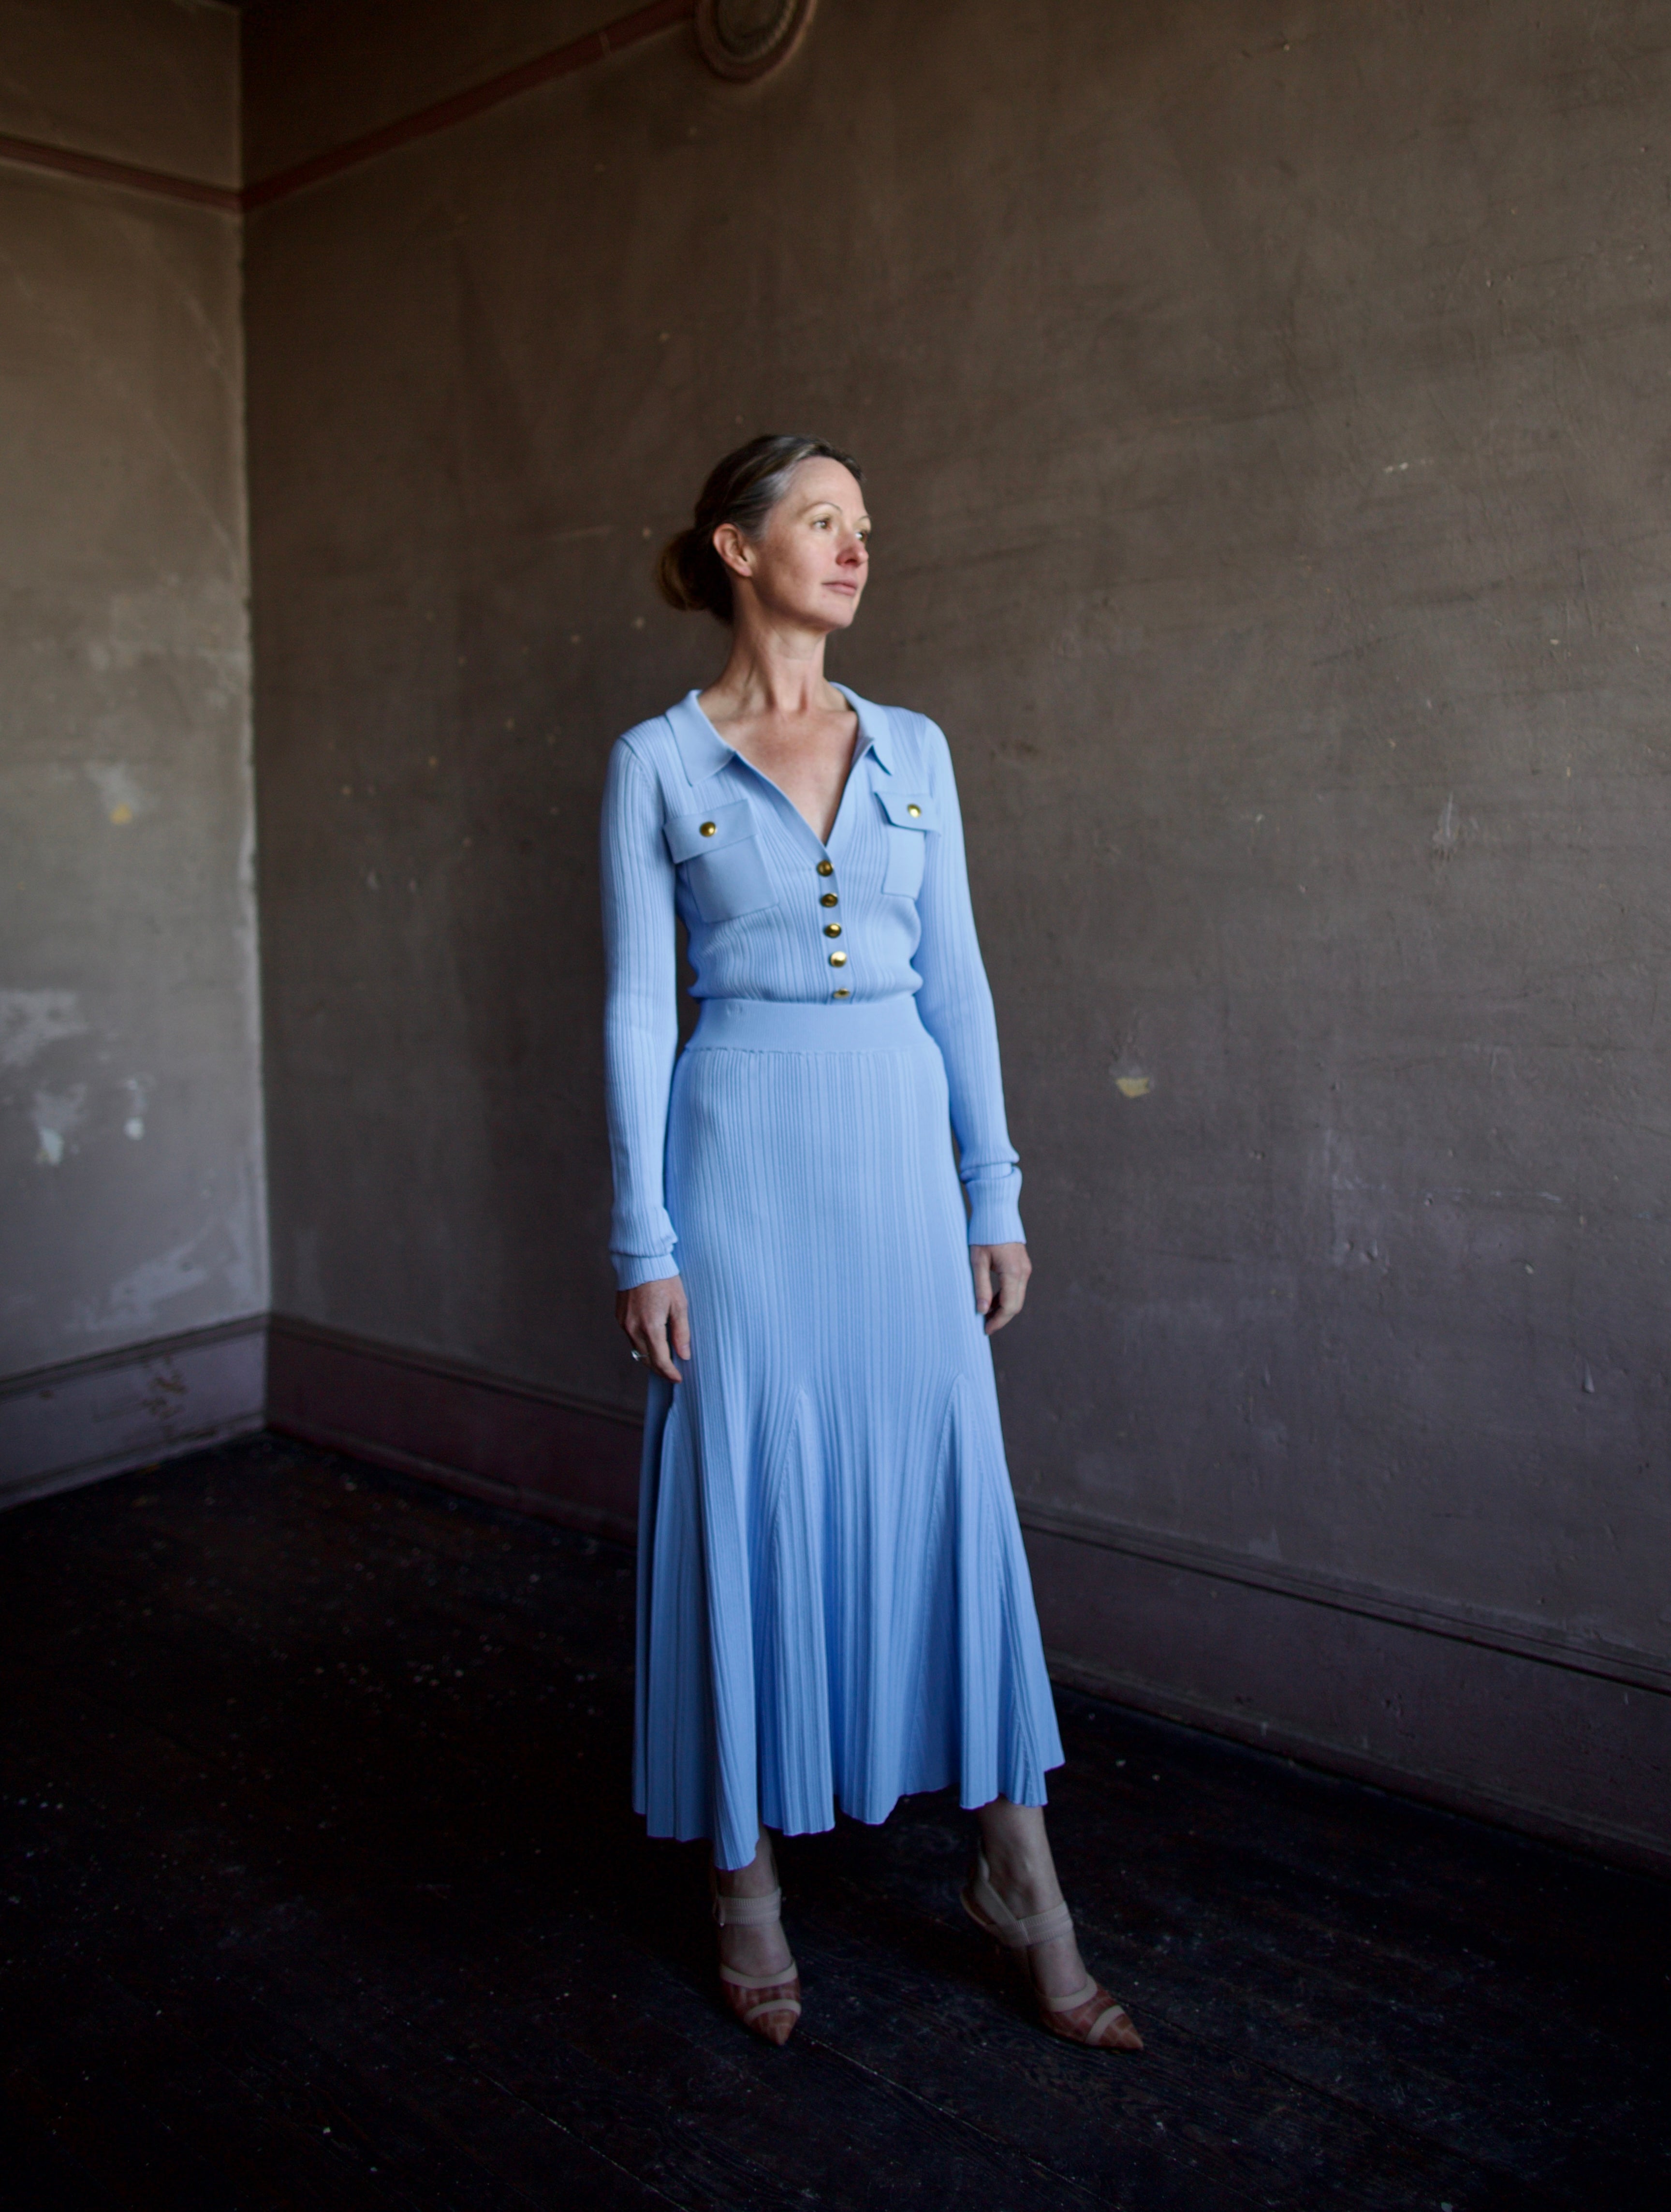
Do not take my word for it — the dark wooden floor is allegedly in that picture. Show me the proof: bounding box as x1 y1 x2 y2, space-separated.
1 1436 1666 2211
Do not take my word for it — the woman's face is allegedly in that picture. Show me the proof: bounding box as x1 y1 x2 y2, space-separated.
717 458 870 634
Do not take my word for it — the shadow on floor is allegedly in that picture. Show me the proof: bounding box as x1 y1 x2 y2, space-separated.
1 1433 1666 2209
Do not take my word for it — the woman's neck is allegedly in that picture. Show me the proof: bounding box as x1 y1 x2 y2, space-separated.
703 613 838 723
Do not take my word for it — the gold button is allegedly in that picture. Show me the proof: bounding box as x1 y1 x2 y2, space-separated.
817 859 834 876
820 892 838 908
699 821 717 837
832 988 851 999
823 922 842 938
907 804 921 818
829 950 847 967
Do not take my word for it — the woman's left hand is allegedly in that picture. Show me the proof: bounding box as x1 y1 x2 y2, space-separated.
971 1242 1031 1334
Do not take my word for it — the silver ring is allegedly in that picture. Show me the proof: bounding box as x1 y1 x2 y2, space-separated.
630 1349 644 1362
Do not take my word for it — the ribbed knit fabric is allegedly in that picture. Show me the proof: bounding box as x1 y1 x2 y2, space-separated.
601 687 1023 1290
601 690 1062 1870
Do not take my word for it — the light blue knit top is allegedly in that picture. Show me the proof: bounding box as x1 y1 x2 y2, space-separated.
601 685 1024 1289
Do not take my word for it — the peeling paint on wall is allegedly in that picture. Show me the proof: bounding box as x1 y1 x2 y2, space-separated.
31 1085 88 1167
0 989 85 1069
0 36 264 1379
85 762 146 825
72 1236 211 1334
88 576 251 709
121 1074 151 1140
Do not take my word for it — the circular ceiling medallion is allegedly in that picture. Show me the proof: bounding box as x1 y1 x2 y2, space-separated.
696 0 818 82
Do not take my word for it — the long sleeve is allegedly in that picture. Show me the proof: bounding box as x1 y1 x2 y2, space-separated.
910 720 1026 1246
600 737 682 1289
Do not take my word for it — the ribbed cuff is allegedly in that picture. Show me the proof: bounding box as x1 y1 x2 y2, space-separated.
964 1169 1024 1249
612 1252 681 1292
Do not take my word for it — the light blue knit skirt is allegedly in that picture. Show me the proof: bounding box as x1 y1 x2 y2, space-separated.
632 995 1063 1871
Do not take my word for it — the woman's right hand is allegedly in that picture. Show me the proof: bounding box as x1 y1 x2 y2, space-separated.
616 1275 690 1382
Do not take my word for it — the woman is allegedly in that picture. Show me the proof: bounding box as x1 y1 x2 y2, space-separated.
600 434 1141 2054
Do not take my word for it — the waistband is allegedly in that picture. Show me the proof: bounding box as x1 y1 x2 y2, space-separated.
686 995 927 1053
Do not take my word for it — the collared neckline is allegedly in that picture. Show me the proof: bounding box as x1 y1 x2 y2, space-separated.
834 684 894 776
667 685 894 784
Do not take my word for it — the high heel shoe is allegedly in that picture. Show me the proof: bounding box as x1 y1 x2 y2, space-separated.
962 1849 1143 2052
711 1877 802 2046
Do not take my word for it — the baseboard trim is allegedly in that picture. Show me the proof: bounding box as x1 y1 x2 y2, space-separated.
63 1313 1645 1878
1022 1516 1669 1885
266 1314 640 1542
1019 1498 1671 1699
0 1316 267 1509
268 1414 635 1544
1044 1647 1671 1881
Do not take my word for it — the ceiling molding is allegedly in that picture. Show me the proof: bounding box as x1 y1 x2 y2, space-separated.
0 0 703 220
244 0 697 212
0 130 239 213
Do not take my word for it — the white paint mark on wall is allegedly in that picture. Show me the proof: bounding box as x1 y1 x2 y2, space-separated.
31 1085 88 1167
1432 794 1460 856
86 762 145 826
74 1239 209 1332
122 1075 153 1141
1320 1126 1392 1267
86 581 250 709
0 989 85 1070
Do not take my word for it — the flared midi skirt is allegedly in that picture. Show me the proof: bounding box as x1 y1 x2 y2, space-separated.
632 994 1063 1871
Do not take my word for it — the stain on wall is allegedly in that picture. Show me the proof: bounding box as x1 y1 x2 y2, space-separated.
0 0 265 1388
244 0 1668 1840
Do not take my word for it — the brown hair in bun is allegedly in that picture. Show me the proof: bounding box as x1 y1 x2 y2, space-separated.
658 432 863 622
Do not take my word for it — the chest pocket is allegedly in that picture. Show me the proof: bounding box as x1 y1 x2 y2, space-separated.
876 789 940 899
665 802 778 924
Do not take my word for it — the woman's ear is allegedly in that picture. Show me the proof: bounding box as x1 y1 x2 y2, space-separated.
712 522 752 580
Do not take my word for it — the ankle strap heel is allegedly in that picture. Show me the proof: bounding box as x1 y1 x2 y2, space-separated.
960 1848 1143 2054
962 1851 1073 1948
711 1883 787 1929
709 1873 802 2044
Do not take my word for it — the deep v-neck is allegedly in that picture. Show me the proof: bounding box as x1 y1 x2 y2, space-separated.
691 693 867 855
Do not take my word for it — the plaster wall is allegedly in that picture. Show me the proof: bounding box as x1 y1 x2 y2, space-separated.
242 0 610 184
0 0 239 185
246 0 1669 1855
0 0 265 1493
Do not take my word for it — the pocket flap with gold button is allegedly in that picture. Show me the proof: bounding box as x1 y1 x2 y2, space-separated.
875 790 940 833
664 802 757 864
876 788 938 897
664 801 778 923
